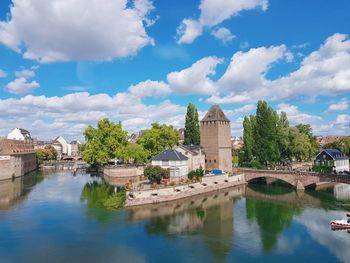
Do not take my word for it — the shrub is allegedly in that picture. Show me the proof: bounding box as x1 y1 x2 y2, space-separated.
144 165 169 184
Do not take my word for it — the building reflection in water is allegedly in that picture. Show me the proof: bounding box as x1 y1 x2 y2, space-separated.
0 172 44 211
126 185 245 261
334 183 350 201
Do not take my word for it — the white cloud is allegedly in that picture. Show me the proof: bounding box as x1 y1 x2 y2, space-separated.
15 69 35 79
335 114 350 125
210 33 350 104
4 67 40 94
0 69 7 78
227 104 255 115
326 98 348 113
0 0 155 63
211 27 235 43
167 56 223 95
176 0 268 44
128 80 171 97
277 103 322 125
218 45 288 93
4 77 40 94
0 92 186 140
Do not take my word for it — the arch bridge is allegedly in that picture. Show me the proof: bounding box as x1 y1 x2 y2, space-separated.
241 168 321 190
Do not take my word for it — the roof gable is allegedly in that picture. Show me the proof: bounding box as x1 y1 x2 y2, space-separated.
201 105 230 122
152 149 188 161
316 149 349 160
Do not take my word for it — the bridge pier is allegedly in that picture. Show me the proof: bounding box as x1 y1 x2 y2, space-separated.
296 180 305 190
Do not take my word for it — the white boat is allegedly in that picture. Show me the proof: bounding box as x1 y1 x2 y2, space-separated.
330 213 350 229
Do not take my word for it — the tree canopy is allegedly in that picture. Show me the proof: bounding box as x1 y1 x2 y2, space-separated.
240 100 319 167
137 123 179 157
36 145 58 164
323 137 350 156
82 118 128 166
184 103 200 145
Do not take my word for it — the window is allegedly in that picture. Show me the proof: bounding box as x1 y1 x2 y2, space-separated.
214 159 216 163
205 159 207 163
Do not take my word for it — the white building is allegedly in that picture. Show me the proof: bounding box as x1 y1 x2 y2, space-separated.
152 149 189 180
175 145 205 172
53 136 71 157
315 149 349 173
7 128 32 141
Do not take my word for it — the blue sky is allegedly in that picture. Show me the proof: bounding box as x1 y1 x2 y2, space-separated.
0 0 349 140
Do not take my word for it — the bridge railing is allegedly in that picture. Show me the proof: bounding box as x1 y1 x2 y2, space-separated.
236 167 319 177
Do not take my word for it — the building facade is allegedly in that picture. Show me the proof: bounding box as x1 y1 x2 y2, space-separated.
152 149 189 180
200 105 232 173
0 139 37 180
175 145 205 172
314 149 349 173
7 128 32 141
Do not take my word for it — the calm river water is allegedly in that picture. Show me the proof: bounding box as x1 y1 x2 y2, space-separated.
0 171 350 263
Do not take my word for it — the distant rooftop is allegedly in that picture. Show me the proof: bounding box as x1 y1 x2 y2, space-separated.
317 149 349 160
201 105 230 122
178 144 201 155
152 149 188 161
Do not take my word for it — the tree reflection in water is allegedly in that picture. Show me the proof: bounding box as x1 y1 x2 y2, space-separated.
246 197 302 252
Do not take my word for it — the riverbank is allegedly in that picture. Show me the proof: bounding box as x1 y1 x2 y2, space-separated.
125 173 245 207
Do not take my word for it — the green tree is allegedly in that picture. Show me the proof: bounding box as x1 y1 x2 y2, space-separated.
184 103 200 145
253 101 280 166
137 123 179 157
295 123 318 158
82 118 128 166
323 137 350 156
277 112 290 160
144 165 169 184
35 145 58 164
115 143 149 165
288 127 311 161
242 115 255 162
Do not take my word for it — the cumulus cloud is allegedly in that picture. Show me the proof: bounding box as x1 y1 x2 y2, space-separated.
167 56 223 95
4 67 40 94
4 78 40 94
0 69 7 78
176 0 268 44
128 80 171 98
209 33 350 104
211 27 235 44
276 103 322 125
0 0 155 63
326 98 348 113
0 92 186 140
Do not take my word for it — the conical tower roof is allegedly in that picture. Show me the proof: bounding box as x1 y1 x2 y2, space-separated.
201 105 230 122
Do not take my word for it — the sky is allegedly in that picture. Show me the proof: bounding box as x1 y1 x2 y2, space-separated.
0 0 349 141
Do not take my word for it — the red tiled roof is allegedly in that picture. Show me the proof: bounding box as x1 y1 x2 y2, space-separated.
0 139 35 155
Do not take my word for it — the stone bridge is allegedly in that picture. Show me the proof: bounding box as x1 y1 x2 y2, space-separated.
239 168 321 190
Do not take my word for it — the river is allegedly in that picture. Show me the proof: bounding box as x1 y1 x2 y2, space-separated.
0 170 349 263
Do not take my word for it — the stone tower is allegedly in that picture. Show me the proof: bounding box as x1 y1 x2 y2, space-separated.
200 105 232 173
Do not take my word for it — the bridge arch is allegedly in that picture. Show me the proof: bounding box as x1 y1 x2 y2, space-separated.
245 173 296 188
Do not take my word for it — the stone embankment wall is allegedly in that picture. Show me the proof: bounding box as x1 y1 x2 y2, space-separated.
0 154 37 181
103 166 144 177
0 139 37 180
125 173 245 207
103 166 144 186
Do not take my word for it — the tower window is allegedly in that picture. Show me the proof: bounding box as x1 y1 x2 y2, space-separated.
214 159 216 163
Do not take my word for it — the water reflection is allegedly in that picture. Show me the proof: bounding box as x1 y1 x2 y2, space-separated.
0 172 44 211
127 186 244 261
334 183 350 201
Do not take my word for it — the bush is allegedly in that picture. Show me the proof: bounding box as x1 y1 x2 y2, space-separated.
188 167 205 180
144 165 169 184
